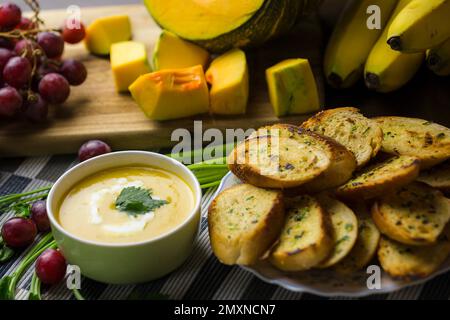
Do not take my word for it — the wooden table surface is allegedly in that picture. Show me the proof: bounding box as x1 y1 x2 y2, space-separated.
1 0 449 157
0 3 328 157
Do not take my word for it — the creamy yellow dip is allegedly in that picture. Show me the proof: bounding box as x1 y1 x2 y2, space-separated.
58 166 194 244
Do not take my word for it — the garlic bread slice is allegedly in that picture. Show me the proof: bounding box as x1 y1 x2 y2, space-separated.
417 160 450 194
270 195 333 271
316 194 358 268
372 182 450 246
301 107 383 168
374 117 450 168
245 124 356 191
208 184 285 265
378 226 450 279
228 134 331 188
334 201 380 274
336 155 421 199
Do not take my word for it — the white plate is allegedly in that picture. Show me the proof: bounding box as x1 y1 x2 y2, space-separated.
213 172 450 297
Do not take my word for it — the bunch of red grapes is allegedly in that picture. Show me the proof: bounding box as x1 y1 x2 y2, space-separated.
0 1 87 122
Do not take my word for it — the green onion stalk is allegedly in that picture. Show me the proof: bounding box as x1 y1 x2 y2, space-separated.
0 233 56 300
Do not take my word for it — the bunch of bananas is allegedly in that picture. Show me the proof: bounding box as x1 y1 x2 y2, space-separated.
324 0 450 92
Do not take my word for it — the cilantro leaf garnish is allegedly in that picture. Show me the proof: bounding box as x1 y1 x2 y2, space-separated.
115 187 167 216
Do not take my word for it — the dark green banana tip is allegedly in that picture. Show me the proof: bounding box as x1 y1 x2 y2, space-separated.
365 72 380 90
328 72 343 88
427 53 441 69
387 36 402 51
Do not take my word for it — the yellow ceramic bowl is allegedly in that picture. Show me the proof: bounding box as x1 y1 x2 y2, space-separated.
46 151 201 284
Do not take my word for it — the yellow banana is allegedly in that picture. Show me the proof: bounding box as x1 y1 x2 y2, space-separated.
324 0 397 88
387 0 450 53
426 37 450 76
365 0 424 93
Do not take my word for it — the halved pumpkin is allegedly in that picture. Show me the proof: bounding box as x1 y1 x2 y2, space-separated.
143 0 318 52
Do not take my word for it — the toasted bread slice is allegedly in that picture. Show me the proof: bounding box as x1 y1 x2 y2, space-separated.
374 117 450 169
417 160 450 194
208 184 285 265
270 195 334 271
372 182 450 246
243 124 356 191
336 155 421 200
301 107 383 168
378 225 450 279
316 194 358 268
228 134 331 188
334 201 381 273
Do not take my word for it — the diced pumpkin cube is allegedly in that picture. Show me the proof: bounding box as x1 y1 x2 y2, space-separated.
205 49 248 115
85 15 132 55
110 41 151 92
129 65 209 121
266 58 320 117
152 30 210 70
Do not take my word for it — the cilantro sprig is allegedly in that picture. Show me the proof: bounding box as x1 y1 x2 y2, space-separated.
115 187 167 216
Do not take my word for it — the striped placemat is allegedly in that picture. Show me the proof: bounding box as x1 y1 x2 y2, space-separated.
1 155 449 300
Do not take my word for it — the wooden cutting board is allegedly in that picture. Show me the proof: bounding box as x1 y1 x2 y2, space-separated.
0 4 325 157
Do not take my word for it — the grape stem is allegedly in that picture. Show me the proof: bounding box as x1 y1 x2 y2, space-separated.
0 28 61 39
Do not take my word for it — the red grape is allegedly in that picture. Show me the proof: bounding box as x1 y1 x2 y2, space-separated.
37 59 61 80
35 249 67 285
37 32 64 59
78 140 112 162
16 17 35 30
60 59 87 86
38 73 70 104
62 20 85 44
23 93 48 122
31 200 50 232
0 47 15 74
0 86 22 117
14 39 40 63
3 56 31 88
0 2 21 30
0 37 14 49
1 217 37 248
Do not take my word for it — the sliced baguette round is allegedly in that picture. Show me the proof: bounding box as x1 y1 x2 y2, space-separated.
334 201 380 274
372 182 450 246
336 155 421 200
378 226 450 279
208 184 285 266
228 134 331 188
270 195 334 271
316 194 358 268
301 107 383 168
374 116 450 169
245 124 356 192
417 160 450 194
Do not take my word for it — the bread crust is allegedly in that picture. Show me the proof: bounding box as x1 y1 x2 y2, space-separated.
417 160 450 194
374 116 450 169
228 134 330 188
336 155 421 199
334 201 380 274
316 194 359 268
269 195 334 271
208 184 285 265
301 107 383 168
378 227 450 280
372 182 450 246
240 123 356 192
